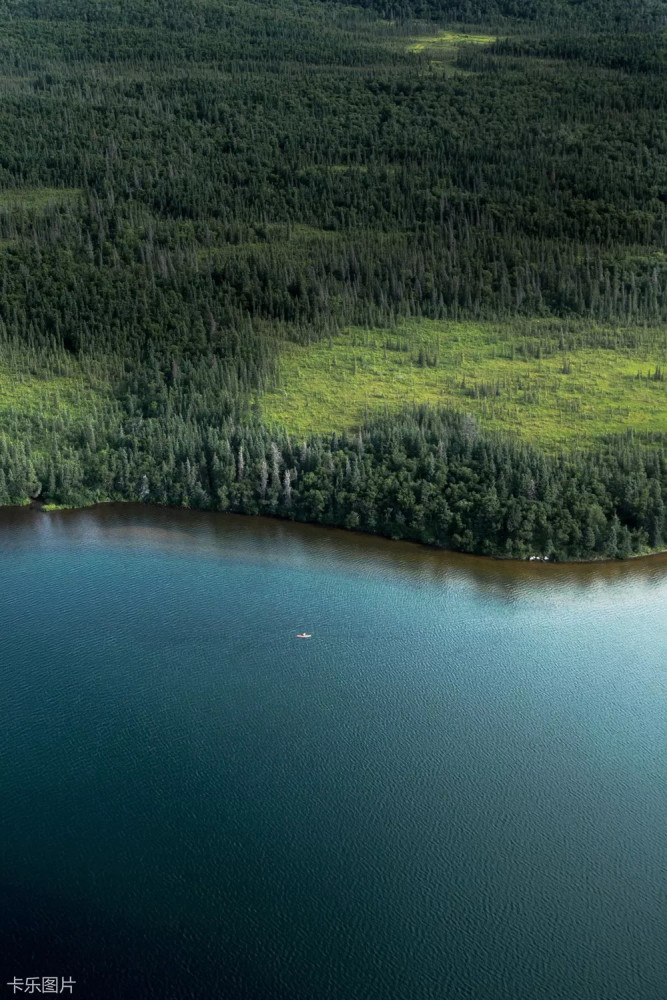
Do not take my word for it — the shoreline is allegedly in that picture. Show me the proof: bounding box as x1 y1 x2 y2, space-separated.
9 497 667 567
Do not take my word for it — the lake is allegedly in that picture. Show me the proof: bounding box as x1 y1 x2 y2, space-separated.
1 504 665 1000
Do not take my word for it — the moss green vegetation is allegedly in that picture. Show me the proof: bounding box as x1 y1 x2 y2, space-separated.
406 31 498 56
197 223 345 266
0 351 120 507
0 364 99 425
263 321 667 449
0 188 81 211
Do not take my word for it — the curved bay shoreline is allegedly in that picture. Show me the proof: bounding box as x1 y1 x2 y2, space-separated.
2 502 667 587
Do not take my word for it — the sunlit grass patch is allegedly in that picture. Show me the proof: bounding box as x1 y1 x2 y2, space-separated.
261 320 667 450
407 31 497 55
0 360 108 434
0 187 81 211
296 164 371 175
197 223 387 265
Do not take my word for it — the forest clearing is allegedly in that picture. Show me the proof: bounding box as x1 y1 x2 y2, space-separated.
263 320 667 448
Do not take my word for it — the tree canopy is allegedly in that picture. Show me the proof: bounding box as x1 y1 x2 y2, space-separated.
0 0 666 558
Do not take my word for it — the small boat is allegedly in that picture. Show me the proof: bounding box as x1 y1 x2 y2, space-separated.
296 633 312 639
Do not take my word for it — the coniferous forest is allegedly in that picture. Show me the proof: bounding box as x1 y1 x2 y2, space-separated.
0 0 666 559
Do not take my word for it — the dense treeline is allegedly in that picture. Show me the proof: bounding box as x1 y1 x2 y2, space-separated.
1 2 666 345
323 0 665 30
0 0 666 558
3 387 666 560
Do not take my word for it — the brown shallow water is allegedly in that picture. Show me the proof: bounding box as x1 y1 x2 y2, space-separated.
3 501 667 594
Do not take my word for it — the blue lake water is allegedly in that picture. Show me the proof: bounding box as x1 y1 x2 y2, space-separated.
1 505 665 999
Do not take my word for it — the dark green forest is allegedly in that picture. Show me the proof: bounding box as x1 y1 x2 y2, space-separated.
0 0 666 559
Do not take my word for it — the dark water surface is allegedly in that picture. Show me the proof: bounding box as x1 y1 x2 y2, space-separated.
1 505 665 1000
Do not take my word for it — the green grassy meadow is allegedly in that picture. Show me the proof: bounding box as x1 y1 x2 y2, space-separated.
196 223 345 266
0 188 81 211
262 320 667 449
406 30 498 55
0 358 114 462
405 30 498 71
0 363 100 417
